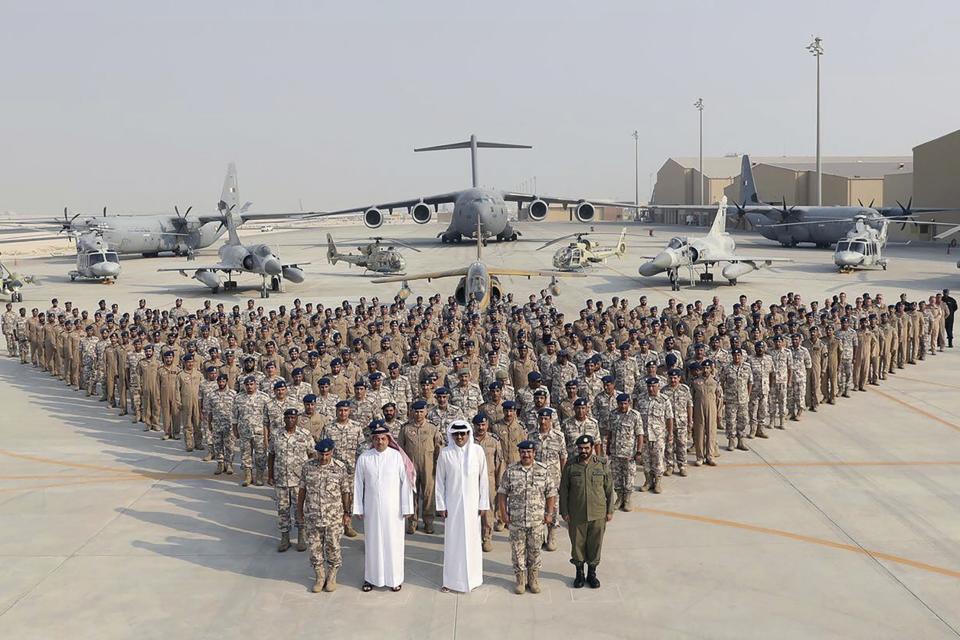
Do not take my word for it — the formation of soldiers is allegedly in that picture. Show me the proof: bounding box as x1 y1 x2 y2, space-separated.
1 287 952 592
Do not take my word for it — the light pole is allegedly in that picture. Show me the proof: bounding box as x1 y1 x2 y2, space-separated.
632 130 640 207
807 36 823 205
694 98 704 205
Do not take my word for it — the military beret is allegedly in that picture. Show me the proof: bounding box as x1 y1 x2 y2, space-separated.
283 408 299 417
518 440 536 450
224 349 235 356
533 388 547 397
702 359 714 367
369 372 383 380
601 374 615 384
411 399 428 410
369 421 389 435
616 392 630 402
318 377 330 385
537 407 555 417
243 375 257 384
668 368 684 377
731 347 742 354
773 334 785 341
645 376 660 385
292 367 304 376
472 413 487 425
381 401 396 410
243 355 255 363
665 353 678 366
588 354 602 364
330 357 342 366
366 356 378 364
619 342 631 350
573 398 588 407
575 434 595 446
352 338 363 345
216 374 228 382
307 350 320 358
264 361 276 368
435 386 449 395
566 379 580 388
353 380 367 388
501 400 517 410
689 362 702 370
457 369 470 376
335 400 351 409
303 394 317 403
645 360 658 368
273 380 287 389
453 355 463 363
488 381 502 390
316 438 335 453
205 365 216 372
182 354 194 361
465 339 475 347
638 338 649 345
388 362 399 370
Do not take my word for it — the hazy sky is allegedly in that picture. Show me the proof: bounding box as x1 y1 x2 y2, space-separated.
2 0 958 215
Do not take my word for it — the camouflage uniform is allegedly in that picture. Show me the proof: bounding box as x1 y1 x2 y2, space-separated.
449 383 484 418
497 462 557 577
385 375 413 419
719 362 751 439
94 337 110 399
607 408 642 501
79 336 98 394
15 316 30 364
560 417 601 457
611 358 639 397
661 383 692 471
527 427 565 528
787 345 813 419
428 404 465 443
398 419 443 531
198 378 219 452
634 393 674 477
233 390 270 474
205 387 237 464
591 391 619 443
126 350 146 422
321 420 365 477
270 427 315 533
837 328 858 396
2 310 17 357
748 353 773 434
267 396 301 435
769 348 790 426
299 458 351 573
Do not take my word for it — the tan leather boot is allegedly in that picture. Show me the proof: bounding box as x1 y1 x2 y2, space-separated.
277 531 290 552
545 526 558 552
312 566 325 593
324 567 338 592
639 472 652 492
515 571 526 594
242 469 252 487
214 462 224 475
527 568 541 594
225 463 234 475
652 476 662 494
296 528 307 552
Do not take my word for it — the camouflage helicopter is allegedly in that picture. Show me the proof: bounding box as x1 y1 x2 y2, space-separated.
326 234 420 275
0 253 40 302
537 228 628 271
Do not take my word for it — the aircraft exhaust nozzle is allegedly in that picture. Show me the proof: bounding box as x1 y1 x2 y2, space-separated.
282 266 305 283
264 258 282 276
834 251 863 268
91 262 121 278
193 269 222 290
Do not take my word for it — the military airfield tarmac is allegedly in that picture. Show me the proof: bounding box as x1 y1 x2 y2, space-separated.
1 220 959 639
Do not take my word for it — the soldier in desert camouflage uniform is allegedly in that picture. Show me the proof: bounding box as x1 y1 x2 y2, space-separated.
661 369 692 476
747 341 773 438
787 333 812 421
321 400 365 538
527 407 566 552
269 408 315 553
720 348 752 451
204 374 237 475
606 393 642 510
635 377 674 494
497 440 557 595
233 375 270 487
297 438 352 593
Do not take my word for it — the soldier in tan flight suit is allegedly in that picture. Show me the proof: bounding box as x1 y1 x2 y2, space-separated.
157 349 181 440
176 354 204 451
138 345 160 430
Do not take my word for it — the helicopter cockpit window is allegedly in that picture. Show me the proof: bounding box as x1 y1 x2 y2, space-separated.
836 241 849 252
850 241 867 254
90 254 105 265
667 237 686 250
105 252 120 263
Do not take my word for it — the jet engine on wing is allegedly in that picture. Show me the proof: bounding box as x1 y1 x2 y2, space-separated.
575 202 596 223
528 199 549 221
364 208 385 229
411 202 432 224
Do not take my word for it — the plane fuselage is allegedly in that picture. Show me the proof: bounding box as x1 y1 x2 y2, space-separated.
73 216 227 256
747 207 884 246
446 188 513 240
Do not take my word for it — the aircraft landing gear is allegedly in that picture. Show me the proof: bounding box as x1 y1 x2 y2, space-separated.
270 276 281 292
728 278 737 286
669 269 680 291
440 232 462 244
260 276 270 299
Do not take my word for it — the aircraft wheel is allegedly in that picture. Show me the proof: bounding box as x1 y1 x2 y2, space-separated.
728 279 737 286
511 233 518 241
260 288 269 299
212 285 220 294
70 274 76 282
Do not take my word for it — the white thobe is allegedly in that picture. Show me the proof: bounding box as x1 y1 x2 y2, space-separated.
435 440 489 592
353 447 414 588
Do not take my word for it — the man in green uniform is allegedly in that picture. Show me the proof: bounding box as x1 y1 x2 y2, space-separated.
559 434 614 589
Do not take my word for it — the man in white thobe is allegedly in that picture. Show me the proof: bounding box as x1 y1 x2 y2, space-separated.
354 422 414 591
435 419 489 593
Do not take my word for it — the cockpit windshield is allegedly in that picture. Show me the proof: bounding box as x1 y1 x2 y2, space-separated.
667 237 686 250
468 273 487 301
255 245 272 257
836 241 849 252
850 241 867 254
105 252 119 263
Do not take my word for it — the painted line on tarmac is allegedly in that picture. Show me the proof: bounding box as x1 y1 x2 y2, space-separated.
872 389 960 433
0 476 146 493
0 448 211 481
889 374 960 390
634 507 960 579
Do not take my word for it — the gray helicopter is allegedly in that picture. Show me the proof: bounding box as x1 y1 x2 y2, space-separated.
325 234 420 275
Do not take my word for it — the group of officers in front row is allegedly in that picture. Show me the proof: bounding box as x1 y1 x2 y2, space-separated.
2 287 950 594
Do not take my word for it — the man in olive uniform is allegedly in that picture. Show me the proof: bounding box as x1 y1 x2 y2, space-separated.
297 438 352 593
497 440 557 595
560 434 614 589
398 399 442 535
472 413 503 552
176 354 204 451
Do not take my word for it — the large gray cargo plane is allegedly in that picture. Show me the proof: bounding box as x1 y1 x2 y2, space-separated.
310 134 640 244
5 164 314 257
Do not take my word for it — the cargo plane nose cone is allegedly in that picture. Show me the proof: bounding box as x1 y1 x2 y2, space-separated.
264 258 282 276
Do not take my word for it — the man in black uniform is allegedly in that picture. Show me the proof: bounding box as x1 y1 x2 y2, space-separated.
559 434 614 589
944 289 957 348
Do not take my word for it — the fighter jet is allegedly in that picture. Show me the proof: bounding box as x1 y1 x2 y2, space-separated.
647 155 957 247
371 221 583 309
309 134 640 244
0 254 40 302
639 197 792 290
5 164 315 257
157 202 307 298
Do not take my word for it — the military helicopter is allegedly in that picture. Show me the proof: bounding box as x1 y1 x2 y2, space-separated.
70 232 121 282
0 254 40 301
326 234 420 275
832 216 960 272
537 228 629 271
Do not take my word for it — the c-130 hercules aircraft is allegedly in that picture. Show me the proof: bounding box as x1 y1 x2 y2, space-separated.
310 134 642 244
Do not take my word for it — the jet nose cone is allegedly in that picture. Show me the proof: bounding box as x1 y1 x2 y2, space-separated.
264 258 282 276
834 251 862 267
652 251 675 271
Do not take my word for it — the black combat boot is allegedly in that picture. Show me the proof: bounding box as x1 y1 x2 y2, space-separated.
586 565 600 589
573 563 585 589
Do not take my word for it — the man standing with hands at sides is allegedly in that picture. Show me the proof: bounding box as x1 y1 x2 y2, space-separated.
435 420 490 594
560 435 614 589
354 422 414 593
497 440 557 595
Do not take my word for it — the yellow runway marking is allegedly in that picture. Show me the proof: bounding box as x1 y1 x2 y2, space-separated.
0 476 146 494
717 460 960 469
872 389 960 433
888 375 960 390
635 507 960 579
0 448 208 481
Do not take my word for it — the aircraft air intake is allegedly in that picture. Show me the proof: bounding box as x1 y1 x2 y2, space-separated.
411 202 432 224
528 199 548 221
364 208 385 229
575 202 595 223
